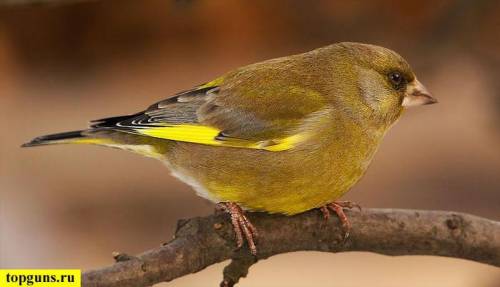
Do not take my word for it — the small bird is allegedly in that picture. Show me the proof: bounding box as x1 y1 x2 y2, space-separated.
23 42 436 255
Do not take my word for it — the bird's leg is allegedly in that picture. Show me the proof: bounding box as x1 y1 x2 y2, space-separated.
216 202 258 255
320 200 361 240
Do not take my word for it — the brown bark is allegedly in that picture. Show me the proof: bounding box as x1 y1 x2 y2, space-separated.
82 208 500 287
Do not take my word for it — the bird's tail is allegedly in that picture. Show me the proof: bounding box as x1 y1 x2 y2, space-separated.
21 130 111 147
21 129 165 159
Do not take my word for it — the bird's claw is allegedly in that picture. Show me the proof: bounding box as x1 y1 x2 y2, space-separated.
320 200 361 241
217 202 258 255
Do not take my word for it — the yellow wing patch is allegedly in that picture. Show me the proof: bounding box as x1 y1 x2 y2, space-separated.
135 124 306 152
198 77 225 89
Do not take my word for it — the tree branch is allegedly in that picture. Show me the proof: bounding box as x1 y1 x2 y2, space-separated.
82 208 500 287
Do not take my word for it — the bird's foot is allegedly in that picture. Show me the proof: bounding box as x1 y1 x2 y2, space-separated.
319 201 361 241
216 202 259 255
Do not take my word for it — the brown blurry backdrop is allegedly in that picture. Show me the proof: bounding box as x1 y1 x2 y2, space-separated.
0 0 499 286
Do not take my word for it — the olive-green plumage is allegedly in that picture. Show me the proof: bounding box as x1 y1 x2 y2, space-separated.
23 42 436 215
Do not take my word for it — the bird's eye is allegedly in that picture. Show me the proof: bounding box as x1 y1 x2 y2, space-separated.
388 72 404 89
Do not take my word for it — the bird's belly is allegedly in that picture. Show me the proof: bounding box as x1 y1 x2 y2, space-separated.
164 139 377 215
216 170 366 215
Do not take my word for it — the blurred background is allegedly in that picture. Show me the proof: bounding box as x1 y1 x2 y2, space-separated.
0 0 499 286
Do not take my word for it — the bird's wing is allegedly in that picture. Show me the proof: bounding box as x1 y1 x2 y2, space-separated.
91 77 328 152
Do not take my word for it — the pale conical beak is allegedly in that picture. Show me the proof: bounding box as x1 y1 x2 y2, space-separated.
402 79 437 107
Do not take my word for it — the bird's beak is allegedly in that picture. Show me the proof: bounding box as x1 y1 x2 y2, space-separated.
402 79 437 107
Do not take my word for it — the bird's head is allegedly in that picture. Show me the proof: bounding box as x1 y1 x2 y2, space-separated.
334 42 437 127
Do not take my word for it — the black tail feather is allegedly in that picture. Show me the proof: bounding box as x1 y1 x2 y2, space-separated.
22 130 84 147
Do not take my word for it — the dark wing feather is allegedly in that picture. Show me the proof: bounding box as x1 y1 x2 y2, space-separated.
90 86 214 129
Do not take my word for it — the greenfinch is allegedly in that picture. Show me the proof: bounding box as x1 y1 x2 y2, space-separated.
23 42 436 255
